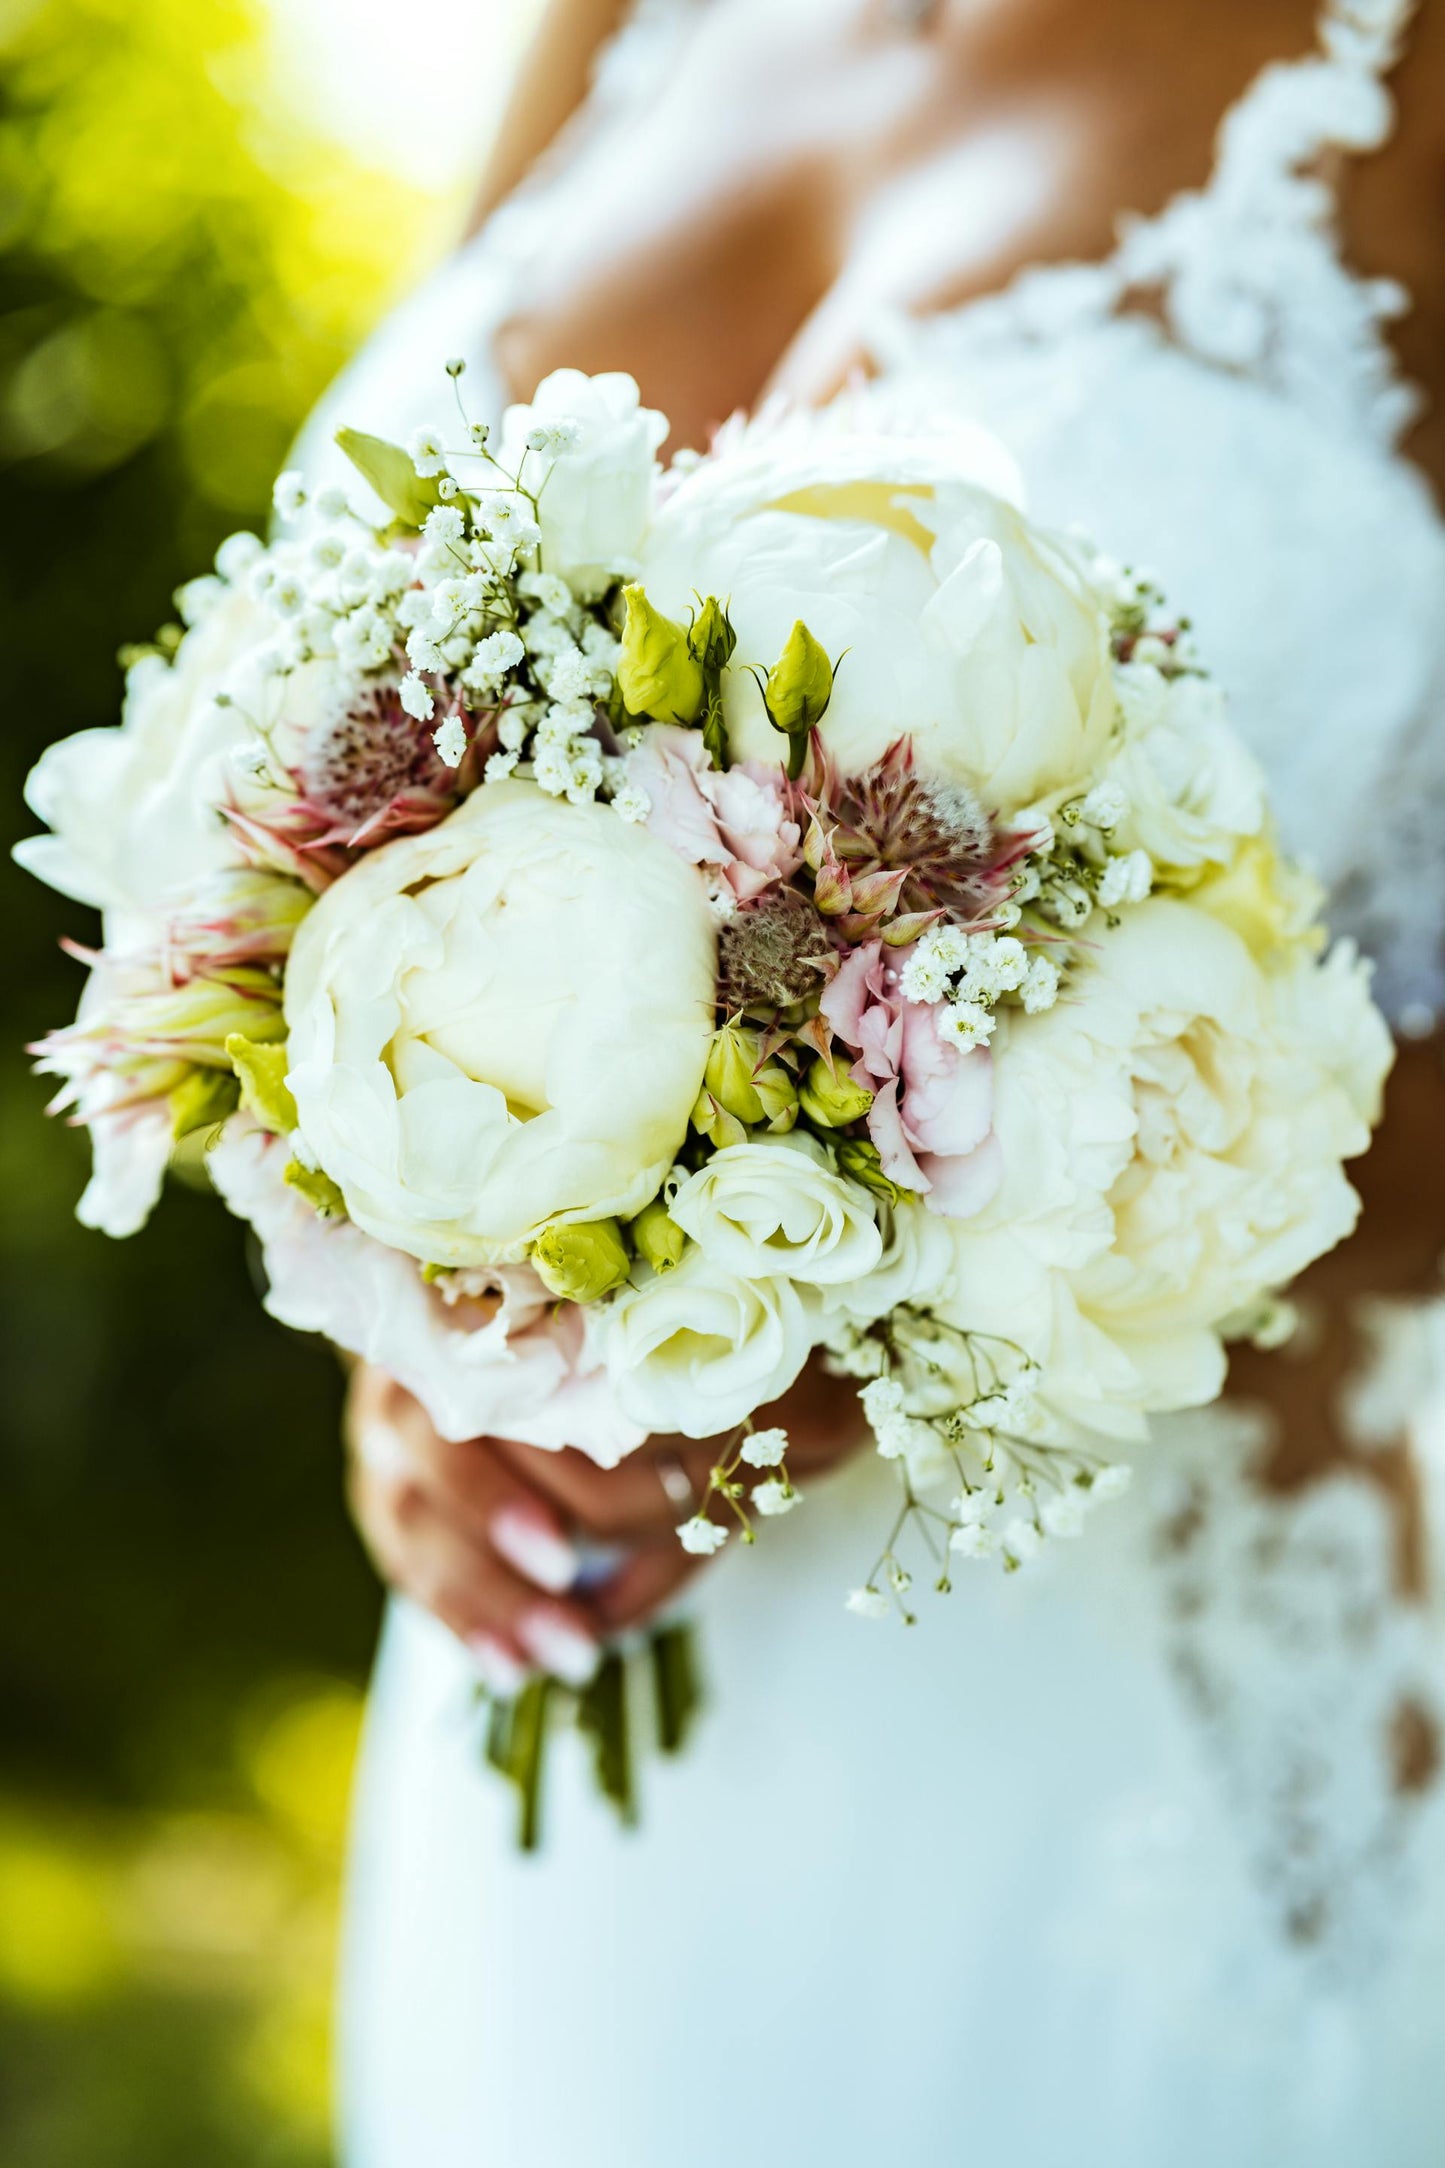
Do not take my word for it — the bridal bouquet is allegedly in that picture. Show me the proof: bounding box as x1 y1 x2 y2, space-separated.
20 363 1389 1813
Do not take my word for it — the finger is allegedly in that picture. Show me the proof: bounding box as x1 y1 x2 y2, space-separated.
592 1544 708 1636
351 1383 581 1594
490 1436 721 1543
348 1462 602 1686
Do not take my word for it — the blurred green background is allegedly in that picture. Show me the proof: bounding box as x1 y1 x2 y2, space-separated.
0 0 466 2156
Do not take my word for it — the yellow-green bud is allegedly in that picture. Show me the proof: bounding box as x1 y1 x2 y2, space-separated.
617 584 704 722
285 1159 347 1219
761 620 834 777
531 1218 631 1303
226 1032 298 1136
702 1024 798 1130
691 1089 748 1150
169 1067 241 1140
632 1199 686 1276
835 1136 905 1205
689 594 737 674
799 1057 874 1130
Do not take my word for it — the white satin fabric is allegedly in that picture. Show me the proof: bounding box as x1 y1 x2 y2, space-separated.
301 4 1445 2161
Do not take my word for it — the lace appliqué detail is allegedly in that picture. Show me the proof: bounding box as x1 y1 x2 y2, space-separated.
950 0 1422 448
1114 0 1422 447
1150 1401 1441 1982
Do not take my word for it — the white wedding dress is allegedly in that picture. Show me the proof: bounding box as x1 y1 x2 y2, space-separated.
299 4 1445 2161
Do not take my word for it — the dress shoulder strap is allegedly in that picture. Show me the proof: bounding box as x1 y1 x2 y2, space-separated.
1110 0 1423 444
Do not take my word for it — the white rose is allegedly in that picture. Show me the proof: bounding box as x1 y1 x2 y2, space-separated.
16 583 262 924
209 1121 646 1461
602 1247 816 1438
283 778 716 1267
670 1132 883 1286
822 1195 961 1329
1107 664 1266 870
634 415 1115 811
939 898 1390 1432
498 369 667 593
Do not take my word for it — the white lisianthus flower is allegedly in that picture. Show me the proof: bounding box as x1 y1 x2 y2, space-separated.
498 370 667 594
16 585 263 922
1106 665 1266 871
602 1248 816 1438
634 415 1115 812
670 1133 883 1286
283 779 716 1267
821 1196 958 1328
938 899 1391 1435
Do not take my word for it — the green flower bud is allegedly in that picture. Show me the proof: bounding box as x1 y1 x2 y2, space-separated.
689 594 737 674
835 1136 905 1206
169 1067 241 1140
760 620 834 778
617 584 704 723
226 1032 298 1136
799 1057 874 1130
531 1217 631 1303
285 1159 347 1220
632 1199 686 1276
691 1089 748 1150
754 1067 800 1132
702 1024 798 1130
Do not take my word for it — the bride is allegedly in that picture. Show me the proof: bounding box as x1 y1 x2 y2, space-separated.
298 1 1445 2160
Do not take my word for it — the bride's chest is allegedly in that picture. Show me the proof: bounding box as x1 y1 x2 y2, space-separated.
491 0 1444 478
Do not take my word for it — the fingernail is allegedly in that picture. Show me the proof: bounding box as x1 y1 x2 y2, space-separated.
357 1419 410 1478
467 1635 529 1697
520 1610 599 1687
492 1509 579 1594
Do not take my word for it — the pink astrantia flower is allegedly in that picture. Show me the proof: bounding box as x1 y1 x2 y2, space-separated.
626 724 801 901
821 939 1003 1218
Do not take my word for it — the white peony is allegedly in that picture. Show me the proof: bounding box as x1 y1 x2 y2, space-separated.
601 1246 816 1439
1106 663 1266 871
634 416 1115 812
210 1122 646 1460
283 778 716 1268
670 1132 883 1286
498 369 668 594
937 899 1391 1435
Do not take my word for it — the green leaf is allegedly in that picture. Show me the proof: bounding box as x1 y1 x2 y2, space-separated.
226 1032 297 1135
650 1621 702 1755
334 426 444 530
575 1650 635 1826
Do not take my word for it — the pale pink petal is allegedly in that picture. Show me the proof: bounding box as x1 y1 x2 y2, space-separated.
820 942 878 1048
867 1077 929 1193
920 1131 1005 1220
900 1014 994 1159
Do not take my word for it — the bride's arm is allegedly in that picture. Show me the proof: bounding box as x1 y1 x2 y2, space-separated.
465 0 632 235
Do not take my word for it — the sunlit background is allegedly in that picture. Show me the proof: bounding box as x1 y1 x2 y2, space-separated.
0 1 541 2159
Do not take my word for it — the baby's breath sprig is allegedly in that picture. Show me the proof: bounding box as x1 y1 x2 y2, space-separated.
675 1420 800 1556
831 1307 1132 1613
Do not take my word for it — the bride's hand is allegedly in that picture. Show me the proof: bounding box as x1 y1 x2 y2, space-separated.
344 1359 865 1692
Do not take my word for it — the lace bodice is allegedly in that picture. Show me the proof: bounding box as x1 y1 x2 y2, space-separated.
871 0 1445 1025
